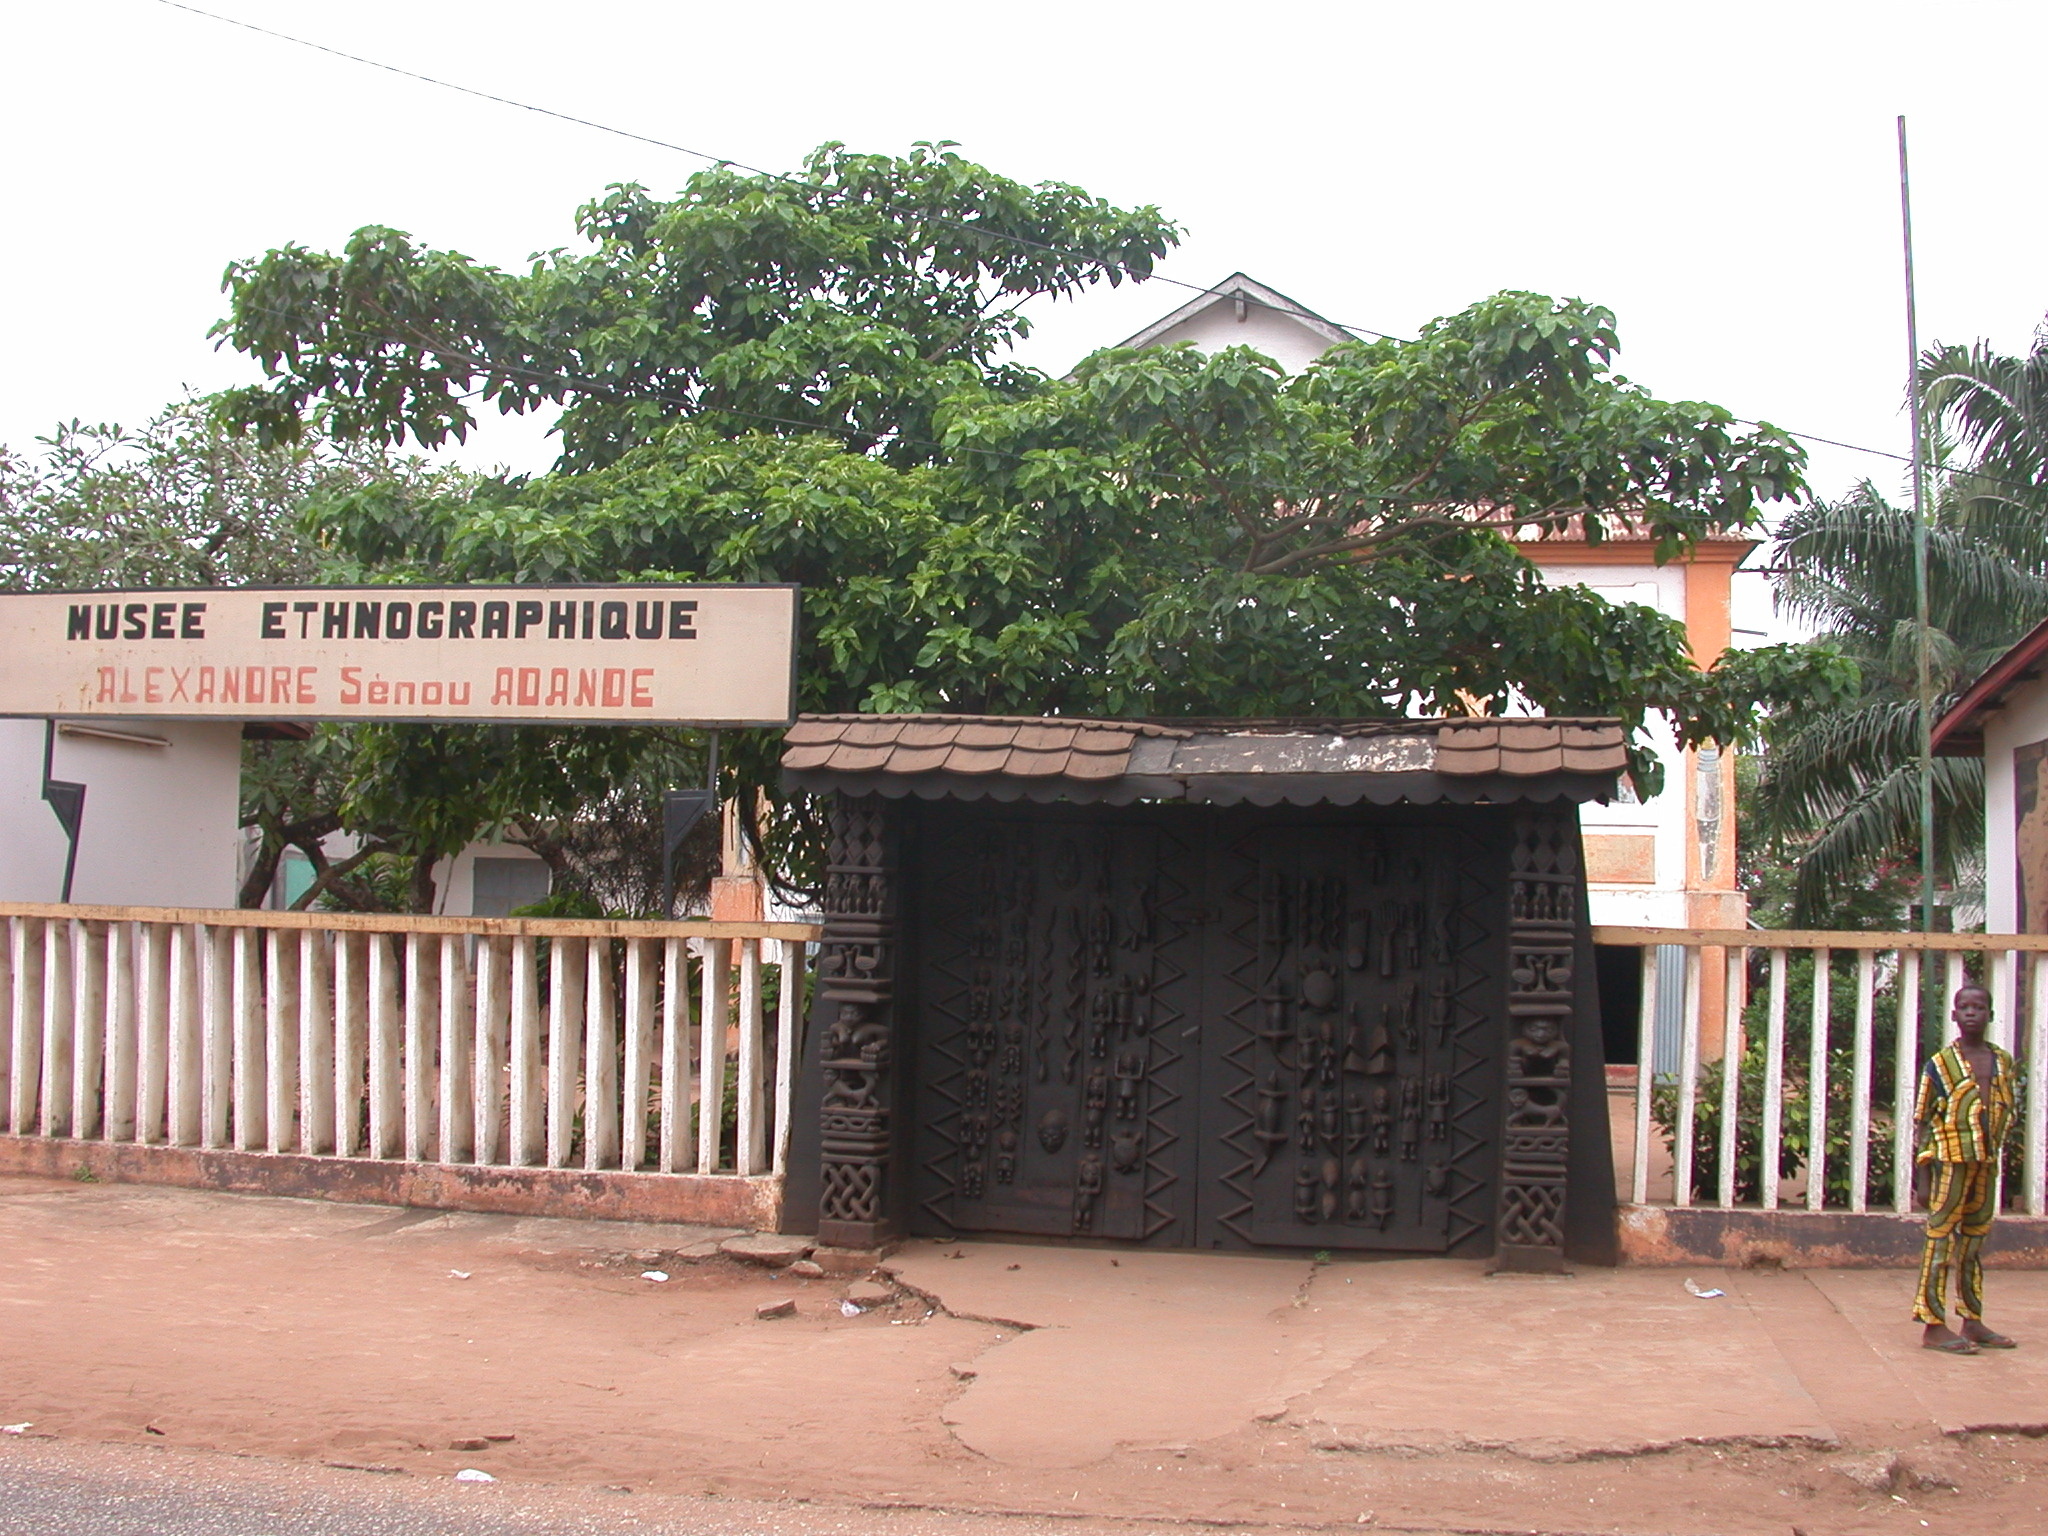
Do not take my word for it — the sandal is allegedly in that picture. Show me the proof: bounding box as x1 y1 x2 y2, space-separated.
1924 1335 1981 1355
1966 1329 2018 1349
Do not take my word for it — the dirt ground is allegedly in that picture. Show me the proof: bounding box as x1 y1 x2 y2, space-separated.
4 1174 2048 1536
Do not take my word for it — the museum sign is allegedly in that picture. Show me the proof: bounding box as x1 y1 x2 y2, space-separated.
0 584 798 726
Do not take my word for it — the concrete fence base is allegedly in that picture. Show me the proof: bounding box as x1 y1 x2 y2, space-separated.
0 1135 782 1231
1618 1202 2048 1268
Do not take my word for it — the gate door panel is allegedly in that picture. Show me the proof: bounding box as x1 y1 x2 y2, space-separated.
909 808 1202 1244
1198 818 1502 1251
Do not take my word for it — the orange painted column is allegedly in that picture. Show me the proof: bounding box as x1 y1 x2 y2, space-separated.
1683 549 1749 1061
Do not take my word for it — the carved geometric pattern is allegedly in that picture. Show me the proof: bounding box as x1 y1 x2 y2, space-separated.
1495 807 1579 1266
1212 819 1498 1251
816 793 899 1241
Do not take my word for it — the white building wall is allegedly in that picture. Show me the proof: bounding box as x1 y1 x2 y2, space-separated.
1980 685 2048 933
0 717 242 908
1138 306 1336 375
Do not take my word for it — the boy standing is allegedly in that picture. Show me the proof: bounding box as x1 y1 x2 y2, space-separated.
1914 982 2020 1354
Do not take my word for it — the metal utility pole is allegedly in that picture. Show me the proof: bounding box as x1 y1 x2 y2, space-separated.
1899 115 1936 935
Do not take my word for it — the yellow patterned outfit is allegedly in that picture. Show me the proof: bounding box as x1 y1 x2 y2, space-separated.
1912 1042 2018 1326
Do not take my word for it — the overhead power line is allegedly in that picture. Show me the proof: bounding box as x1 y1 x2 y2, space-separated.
153 0 2042 498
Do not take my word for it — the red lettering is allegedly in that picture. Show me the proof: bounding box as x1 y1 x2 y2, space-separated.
271 667 293 703
144 667 164 704
630 669 653 708
222 668 241 704
195 667 216 704
450 683 471 706
600 668 626 708
492 668 514 706
339 666 360 705
97 667 115 703
245 667 266 704
545 668 568 707
574 669 597 707
120 668 138 704
297 667 316 705
368 681 389 704
516 668 541 707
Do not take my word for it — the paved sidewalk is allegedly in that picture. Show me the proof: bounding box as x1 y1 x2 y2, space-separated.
4 1174 2047 1535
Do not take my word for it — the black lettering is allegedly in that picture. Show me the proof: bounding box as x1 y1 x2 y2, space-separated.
123 603 147 639
513 600 543 638
417 601 444 639
152 602 177 639
548 601 577 639
481 601 509 639
582 600 594 639
95 604 119 640
66 605 90 640
260 602 286 639
633 601 662 639
322 601 349 638
353 602 381 639
598 601 628 639
669 600 698 639
385 601 412 639
449 601 476 639
181 602 206 639
292 600 316 638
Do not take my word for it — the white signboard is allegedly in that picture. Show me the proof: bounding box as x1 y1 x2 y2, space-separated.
0 585 798 726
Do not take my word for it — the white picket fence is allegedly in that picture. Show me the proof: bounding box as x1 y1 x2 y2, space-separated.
0 905 818 1177
1599 927 2048 1216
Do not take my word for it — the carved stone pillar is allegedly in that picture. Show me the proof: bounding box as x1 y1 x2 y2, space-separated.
814 793 899 1249
1495 810 1578 1272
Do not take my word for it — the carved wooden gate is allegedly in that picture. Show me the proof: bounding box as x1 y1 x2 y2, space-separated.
907 802 1506 1252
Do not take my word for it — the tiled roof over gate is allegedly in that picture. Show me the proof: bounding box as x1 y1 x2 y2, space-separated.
781 714 1626 806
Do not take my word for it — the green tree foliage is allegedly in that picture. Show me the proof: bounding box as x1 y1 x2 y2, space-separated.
0 400 339 590
212 143 1856 895
1752 478 2048 923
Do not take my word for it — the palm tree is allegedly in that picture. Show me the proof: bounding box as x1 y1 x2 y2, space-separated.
1752 479 2048 922
1921 329 2048 515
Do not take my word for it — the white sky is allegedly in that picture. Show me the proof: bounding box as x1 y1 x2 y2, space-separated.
8 0 2047 645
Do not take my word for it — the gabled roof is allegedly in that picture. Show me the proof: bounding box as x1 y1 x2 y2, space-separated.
1932 612 2048 757
1109 272 1356 354
781 713 1625 806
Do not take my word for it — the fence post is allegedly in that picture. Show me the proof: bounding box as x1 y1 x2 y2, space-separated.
265 929 299 1154
71 921 107 1140
104 922 136 1143
1893 950 1922 1214
136 923 168 1146
698 939 732 1174
40 918 75 1139
1673 946 1702 1209
438 933 473 1166
660 937 694 1173
773 938 804 1178
735 937 766 1176
546 936 587 1169
7 919 42 1134
1805 948 1833 1211
299 929 334 1156
231 927 264 1152
622 939 655 1173
509 935 542 1167
583 937 619 1172
1716 947 1745 1209
167 924 201 1147
472 935 509 1166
